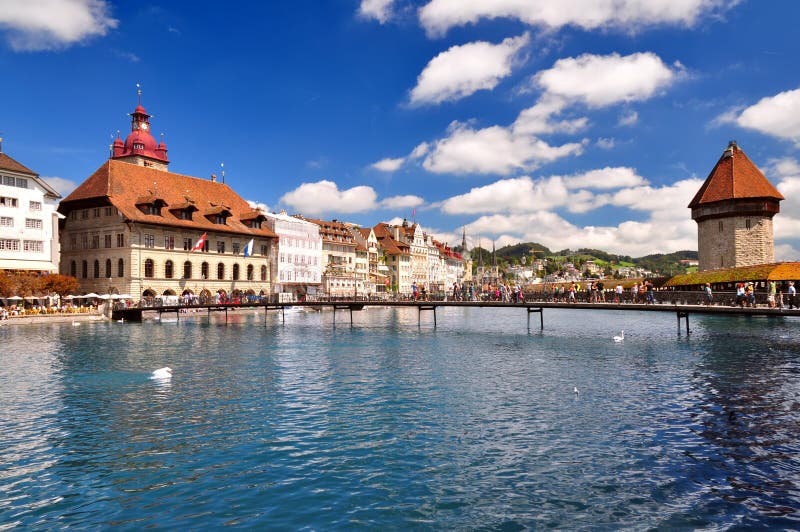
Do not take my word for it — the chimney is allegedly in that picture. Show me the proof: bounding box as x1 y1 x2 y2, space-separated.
211 174 217 183
394 226 400 240
0 137 3 153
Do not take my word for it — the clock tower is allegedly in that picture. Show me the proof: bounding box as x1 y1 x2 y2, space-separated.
111 88 169 170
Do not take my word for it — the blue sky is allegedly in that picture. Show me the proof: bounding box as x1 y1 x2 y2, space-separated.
2 0 800 257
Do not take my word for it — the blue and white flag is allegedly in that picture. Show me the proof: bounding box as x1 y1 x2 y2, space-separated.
243 238 254 257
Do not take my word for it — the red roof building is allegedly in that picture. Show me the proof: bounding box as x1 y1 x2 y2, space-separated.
690 142 784 270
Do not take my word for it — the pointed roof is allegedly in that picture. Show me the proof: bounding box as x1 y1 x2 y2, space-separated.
689 142 784 208
59 159 276 238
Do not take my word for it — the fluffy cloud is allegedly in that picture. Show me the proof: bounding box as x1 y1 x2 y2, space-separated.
618 110 639 126
417 52 676 175
358 0 395 23
732 88 800 145
464 211 696 257
279 180 425 216
380 194 424 209
410 33 529 105
423 122 585 175
371 157 405 172
535 52 679 107
418 0 732 37
280 180 378 216
560 167 647 189
0 0 117 51
437 167 650 215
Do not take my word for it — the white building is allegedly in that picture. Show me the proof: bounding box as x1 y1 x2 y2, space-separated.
263 211 323 297
0 147 61 273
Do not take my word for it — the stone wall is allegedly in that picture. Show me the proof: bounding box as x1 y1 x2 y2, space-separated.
698 215 774 270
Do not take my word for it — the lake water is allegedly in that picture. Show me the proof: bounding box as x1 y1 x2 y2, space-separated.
1 307 799 529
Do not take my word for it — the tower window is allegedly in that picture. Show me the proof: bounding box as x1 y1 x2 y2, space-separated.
745 219 751 229
133 143 145 150
718 221 724 233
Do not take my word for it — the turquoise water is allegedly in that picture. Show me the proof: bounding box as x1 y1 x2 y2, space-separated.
1 307 799 529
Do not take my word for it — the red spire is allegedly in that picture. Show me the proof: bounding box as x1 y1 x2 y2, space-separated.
110 88 169 164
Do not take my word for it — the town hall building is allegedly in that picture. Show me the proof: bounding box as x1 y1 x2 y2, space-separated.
57 95 278 299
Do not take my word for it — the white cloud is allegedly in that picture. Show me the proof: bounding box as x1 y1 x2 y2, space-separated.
0 0 117 51
596 137 616 149
410 33 529 105
410 142 430 159
561 167 647 189
732 88 800 145
280 180 378 216
358 0 395 24
247 200 269 213
464 211 696 257
371 157 405 172
535 52 679 107
423 122 585 175
380 195 425 209
417 52 676 176
418 0 733 38
618 109 639 126
774 243 800 262
42 176 78 197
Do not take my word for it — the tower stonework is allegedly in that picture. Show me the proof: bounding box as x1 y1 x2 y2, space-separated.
689 142 783 271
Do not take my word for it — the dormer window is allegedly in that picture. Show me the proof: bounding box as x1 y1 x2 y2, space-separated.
214 215 226 225
145 204 161 215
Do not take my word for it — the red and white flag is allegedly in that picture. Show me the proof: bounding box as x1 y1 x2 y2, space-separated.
191 232 207 252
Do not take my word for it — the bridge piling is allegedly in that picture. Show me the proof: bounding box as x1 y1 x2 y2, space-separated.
527 307 544 330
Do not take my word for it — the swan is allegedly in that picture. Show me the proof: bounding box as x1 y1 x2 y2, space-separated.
151 367 173 380
573 386 579 395
613 330 624 342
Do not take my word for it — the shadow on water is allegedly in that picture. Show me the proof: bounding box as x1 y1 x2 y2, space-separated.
661 315 800 528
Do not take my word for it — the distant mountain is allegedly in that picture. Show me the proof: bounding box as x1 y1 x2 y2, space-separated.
471 242 698 275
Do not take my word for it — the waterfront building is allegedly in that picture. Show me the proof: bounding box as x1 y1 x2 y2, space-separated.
425 233 444 293
373 222 412 295
398 220 428 288
58 97 278 299
0 142 62 273
263 211 322 299
298 217 361 297
349 226 389 294
690 141 784 271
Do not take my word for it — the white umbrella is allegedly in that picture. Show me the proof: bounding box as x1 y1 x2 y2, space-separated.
82 293 101 299
64 295 75 300
6 296 23 301
98 294 111 300
118 294 133 299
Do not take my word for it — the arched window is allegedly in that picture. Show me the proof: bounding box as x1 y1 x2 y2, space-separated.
165 260 174 279
144 259 154 278
201 262 209 279
105 259 112 278
232 263 240 280
70 260 77 277
247 264 254 281
82 260 88 278
260 265 267 281
217 262 225 280
93 260 100 278
118 258 124 277
183 261 192 279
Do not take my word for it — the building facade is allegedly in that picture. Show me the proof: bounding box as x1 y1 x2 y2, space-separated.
0 145 62 273
689 141 784 271
58 99 278 299
299 217 362 297
264 211 322 298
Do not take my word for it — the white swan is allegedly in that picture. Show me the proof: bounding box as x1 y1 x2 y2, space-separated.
151 367 173 380
573 386 579 395
613 330 624 342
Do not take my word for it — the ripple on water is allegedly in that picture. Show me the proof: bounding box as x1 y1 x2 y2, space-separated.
0 309 798 529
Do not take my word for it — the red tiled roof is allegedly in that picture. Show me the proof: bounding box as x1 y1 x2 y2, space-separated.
0 153 37 176
689 143 784 207
298 216 356 244
58 159 277 238
373 222 410 255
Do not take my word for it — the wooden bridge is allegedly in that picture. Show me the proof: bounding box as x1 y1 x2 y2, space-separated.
112 299 800 333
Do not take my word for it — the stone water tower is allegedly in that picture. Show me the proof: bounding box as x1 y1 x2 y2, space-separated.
689 141 784 271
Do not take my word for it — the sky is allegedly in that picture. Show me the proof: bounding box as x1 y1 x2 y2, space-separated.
1 0 800 258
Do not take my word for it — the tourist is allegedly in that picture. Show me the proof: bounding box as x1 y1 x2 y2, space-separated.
788 281 796 309
704 283 713 306
614 283 623 303
735 283 745 307
768 280 777 308
596 280 605 302
632 282 639 303
412 281 418 301
645 280 655 304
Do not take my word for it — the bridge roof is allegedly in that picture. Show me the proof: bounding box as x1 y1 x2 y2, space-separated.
665 262 800 286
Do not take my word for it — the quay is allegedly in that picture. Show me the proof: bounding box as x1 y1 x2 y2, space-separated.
112 298 800 333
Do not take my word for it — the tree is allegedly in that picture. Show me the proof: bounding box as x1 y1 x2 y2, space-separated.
0 272 13 297
40 274 79 296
